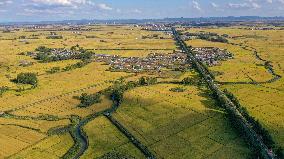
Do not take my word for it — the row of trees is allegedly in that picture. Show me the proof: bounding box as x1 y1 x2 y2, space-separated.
184 32 228 43
224 89 283 158
46 67 61 74
62 61 90 72
172 28 277 159
103 77 157 158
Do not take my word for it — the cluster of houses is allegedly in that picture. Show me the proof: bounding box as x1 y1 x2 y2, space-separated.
49 49 82 59
242 27 284 30
140 24 172 31
192 47 233 66
94 52 188 73
27 48 83 61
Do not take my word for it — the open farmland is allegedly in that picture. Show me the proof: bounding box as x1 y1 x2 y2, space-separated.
0 22 281 159
182 27 284 150
81 116 144 159
9 134 74 159
113 83 251 159
0 25 180 158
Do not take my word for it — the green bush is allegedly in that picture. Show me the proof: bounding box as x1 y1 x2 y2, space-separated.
62 61 89 71
138 77 157 86
78 93 102 108
15 73 38 86
170 87 186 92
0 86 9 96
46 35 63 39
46 67 61 74
77 51 93 60
35 46 51 53
182 77 195 85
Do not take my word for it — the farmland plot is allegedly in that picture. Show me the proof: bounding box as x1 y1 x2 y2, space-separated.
81 116 144 159
183 27 284 148
113 84 251 159
9 134 74 159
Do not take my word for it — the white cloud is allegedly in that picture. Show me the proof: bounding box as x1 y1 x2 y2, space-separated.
210 2 224 11
228 3 248 9
24 8 64 14
0 0 13 5
252 2 261 8
22 0 114 16
266 0 273 3
228 0 261 10
30 0 90 7
97 3 112 10
192 0 202 11
132 9 142 14
211 2 218 8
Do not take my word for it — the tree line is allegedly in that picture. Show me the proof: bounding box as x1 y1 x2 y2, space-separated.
184 32 229 43
224 89 283 158
173 27 278 159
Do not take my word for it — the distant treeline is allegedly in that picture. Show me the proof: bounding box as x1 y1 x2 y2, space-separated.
185 32 229 43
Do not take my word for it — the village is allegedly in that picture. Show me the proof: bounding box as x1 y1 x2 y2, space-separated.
25 47 85 62
192 47 233 66
93 47 232 73
23 45 232 72
94 51 189 73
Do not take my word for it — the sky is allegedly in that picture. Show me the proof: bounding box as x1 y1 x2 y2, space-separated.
0 0 283 22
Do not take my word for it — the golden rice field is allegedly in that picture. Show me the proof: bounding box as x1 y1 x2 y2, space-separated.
0 25 143 158
0 62 128 111
81 116 144 159
0 25 263 158
113 83 251 159
183 27 284 148
8 134 74 159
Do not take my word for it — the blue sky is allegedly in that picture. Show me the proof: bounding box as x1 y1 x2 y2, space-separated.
0 0 283 22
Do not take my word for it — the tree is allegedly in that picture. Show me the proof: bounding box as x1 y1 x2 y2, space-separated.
0 86 9 96
35 46 51 53
138 77 146 85
15 73 38 87
182 77 195 85
35 52 51 62
146 77 157 85
47 67 61 74
170 87 186 92
111 88 124 102
77 51 93 60
78 93 101 107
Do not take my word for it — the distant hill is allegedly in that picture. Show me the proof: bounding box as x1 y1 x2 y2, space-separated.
1 16 284 25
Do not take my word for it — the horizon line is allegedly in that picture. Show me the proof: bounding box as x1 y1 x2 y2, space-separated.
1 16 284 24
